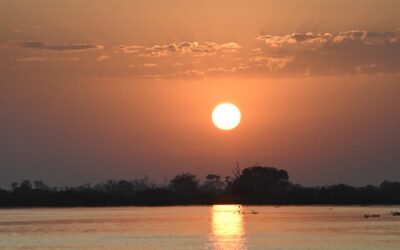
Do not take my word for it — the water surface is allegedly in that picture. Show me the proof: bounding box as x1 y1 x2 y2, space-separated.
1 205 400 249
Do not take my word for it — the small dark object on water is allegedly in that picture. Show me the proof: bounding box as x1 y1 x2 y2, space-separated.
391 211 400 216
233 207 258 215
364 214 380 219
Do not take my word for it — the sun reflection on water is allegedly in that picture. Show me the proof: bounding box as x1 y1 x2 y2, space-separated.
210 205 247 250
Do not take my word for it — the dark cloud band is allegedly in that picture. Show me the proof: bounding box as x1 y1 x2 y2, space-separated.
14 41 104 51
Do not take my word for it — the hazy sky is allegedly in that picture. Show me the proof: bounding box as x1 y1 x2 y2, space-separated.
1 0 400 186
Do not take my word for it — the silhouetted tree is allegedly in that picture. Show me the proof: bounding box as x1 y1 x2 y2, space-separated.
228 166 290 197
169 173 199 194
99 180 119 193
379 181 400 203
115 180 133 193
11 180 33 193
20 180 33 191
34 181 50 191
380 181 400 194
131 176 155 191
11 182 19 192
201 174 225 194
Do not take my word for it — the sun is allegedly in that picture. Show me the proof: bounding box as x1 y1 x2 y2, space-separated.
212 103 241 131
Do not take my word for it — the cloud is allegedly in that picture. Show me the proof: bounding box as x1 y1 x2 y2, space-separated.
119 30 400 80
131 64 273 80
253 30 400 76
16 57 47 62
116 45 145 54
330 30 399 44
355 63 379 74
96 54 111 62
14 41 104 51
132 69 206 80
257 32 333 48
116 41 241 57
257 30 400 49
6 30 399 80
248 56 294 71
16 57 79 62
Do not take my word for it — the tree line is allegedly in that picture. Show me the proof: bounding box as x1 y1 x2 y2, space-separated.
1 165 399 207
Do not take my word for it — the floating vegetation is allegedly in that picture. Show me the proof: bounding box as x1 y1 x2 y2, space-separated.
364 214 380 219
390 211 400 216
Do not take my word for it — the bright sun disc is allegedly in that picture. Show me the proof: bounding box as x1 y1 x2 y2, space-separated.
212 103 241 131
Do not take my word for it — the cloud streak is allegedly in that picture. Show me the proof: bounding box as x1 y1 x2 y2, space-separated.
16 57 80 62
117 41 241 57
14 41 104 51
96 54 111 62
257 30 400 49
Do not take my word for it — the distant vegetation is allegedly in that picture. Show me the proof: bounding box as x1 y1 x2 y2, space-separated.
1 165 399 207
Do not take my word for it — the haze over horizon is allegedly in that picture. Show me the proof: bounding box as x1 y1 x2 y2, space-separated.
1 0 400 187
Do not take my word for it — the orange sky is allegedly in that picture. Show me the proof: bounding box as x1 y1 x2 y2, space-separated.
1 0 400 186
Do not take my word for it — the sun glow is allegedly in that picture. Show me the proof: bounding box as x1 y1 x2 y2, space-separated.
212 103 241 131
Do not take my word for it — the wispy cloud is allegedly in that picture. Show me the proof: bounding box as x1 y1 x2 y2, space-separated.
96 54 111 62
256 30 400 51
16 57 79 62
116 45 144 54
16 57 48 62
14 41 104 51
257 32 333 48
116 41 241 57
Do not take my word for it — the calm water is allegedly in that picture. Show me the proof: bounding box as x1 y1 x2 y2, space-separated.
1 205 400 249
